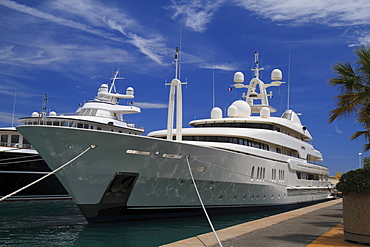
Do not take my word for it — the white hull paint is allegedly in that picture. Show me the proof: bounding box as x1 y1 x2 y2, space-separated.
16 54 331 222
17 125 331 221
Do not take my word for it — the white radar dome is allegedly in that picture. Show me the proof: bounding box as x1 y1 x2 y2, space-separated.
271 69 282 81
233 72 244 83
49 111 57 116
227 105 238 118
231 100 251 118
126 87 134 96
260 107 270 118
31 112 39 117
211 107 222 119
98 84 108 93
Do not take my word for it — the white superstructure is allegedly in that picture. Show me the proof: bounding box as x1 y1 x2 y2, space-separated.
20 70 144 135
17 54 331 222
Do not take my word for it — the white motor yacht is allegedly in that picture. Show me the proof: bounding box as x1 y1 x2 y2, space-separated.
17 54 331 222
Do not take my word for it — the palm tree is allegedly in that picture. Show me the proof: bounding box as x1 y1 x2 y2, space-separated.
329 46 370 151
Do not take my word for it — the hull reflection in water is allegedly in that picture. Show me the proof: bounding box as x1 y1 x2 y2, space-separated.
0 200 320 246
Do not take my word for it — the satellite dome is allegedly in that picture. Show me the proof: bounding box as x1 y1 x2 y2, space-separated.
234 72 244 83
98 84 108 93
49 111 57 116
227 105 238 118
260 107 270 118
31 112 39 117
126 87 134 95
271 69 282 81
211 107 222 119
231 100 251 118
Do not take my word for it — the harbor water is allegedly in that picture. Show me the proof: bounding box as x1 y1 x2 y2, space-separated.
0 200 298 246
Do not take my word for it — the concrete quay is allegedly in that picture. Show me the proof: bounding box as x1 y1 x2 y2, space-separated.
161 199 364 247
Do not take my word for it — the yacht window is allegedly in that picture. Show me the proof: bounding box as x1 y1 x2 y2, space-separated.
217 137 228 142
77 123 83 128
1 135 8 145
251 166 255 180
244 139 249 146
230 138 238 144
69 122 76 128
47 121 52 125
194 122 275 130
83 124 89 129
53 121 60 126
11 135 19 145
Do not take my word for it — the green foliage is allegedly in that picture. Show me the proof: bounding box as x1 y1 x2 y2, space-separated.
336 168 370 195
364 157 370 170
329 46 370 152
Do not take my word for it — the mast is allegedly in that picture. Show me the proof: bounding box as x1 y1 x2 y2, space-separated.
109 70 125 94
231 52 284 113
166 48 186 141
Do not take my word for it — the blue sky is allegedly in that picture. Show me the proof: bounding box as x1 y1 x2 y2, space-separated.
1 0 370 175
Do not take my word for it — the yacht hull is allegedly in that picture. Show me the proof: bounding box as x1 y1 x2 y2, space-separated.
17 125 331 222
0 152 70 201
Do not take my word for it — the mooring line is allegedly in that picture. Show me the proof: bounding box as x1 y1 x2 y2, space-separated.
185 155 223 247
0 144 96 202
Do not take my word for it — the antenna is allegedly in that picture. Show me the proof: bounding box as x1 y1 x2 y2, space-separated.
252 52 264 79
42 94 47 114
39 94 48 124
109 70 124 94
178 25 183 80
212 56 215 108
287 49 291 110
175 47 180 79
11 89 16 127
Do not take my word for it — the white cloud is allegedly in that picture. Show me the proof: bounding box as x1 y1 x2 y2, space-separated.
168 0 370 45
200 63 238 71
134 102 167 109
0 111 19 126
335 125 343 134
0 43 134 68
233 0 370 26
0 0 122 42
51 0 170 64
0 0 169 64
168 0 226 32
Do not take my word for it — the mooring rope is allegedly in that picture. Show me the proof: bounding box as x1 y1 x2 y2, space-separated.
185 155 223 247
0 144 96 202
